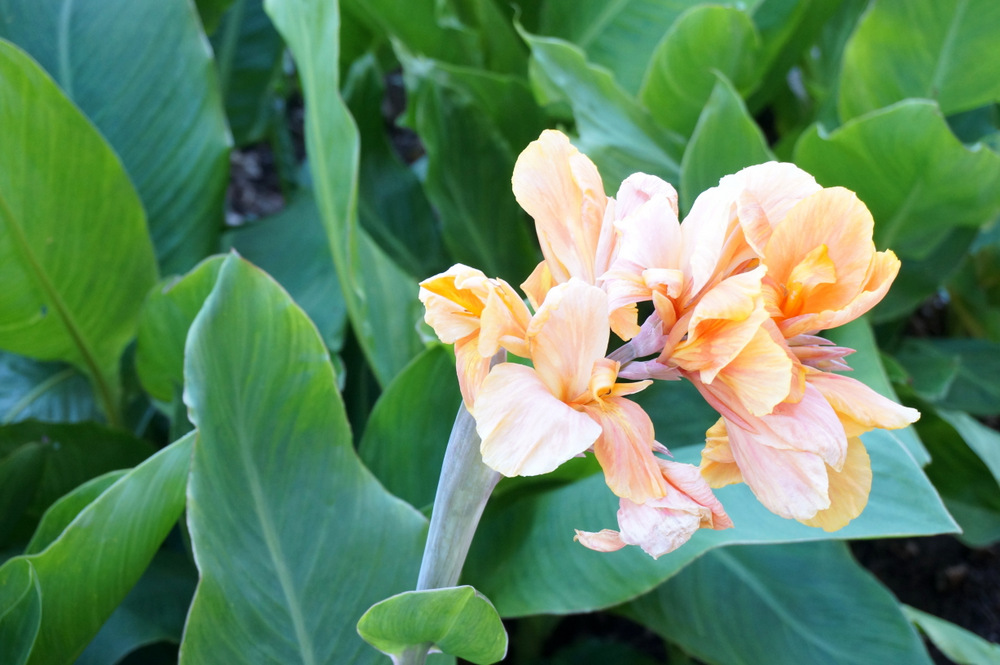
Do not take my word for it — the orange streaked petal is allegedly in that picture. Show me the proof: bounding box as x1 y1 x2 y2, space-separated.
799 437 871 531
527 280 610 402
476 363 601 476
478 278 532 358
512 130 607 283
711 324 796 417
807 371 919 438
455 334 492 408
587 396 667 503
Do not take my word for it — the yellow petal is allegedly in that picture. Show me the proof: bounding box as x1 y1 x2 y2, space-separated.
512 130 607 283
419 264 491 343
478 278 532 358
587 396 667 503
799 437 871 531
521 260 556 311
700 418 744 487
527 280 610 402
476 363 601 476
710 324 796 417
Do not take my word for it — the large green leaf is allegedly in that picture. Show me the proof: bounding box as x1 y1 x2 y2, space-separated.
358 586 507 665
398 52 541 283
266 0 424 387
794 100 1000 260
0 421 155 546
0 41 158 425
24 471 126 555
180 254 427 664
0 353 98 425
622 541 932 665
679 74 773 213
640 5 761 140
895 338 1000 416
0 559 41 665
904 605 1000 665
0 0 231 274
212 0 285 146
359 345 462 511
839 0 1000 121
537 0 711 95
344 54 448 279
222 192 348 351
522 30 684 189
465 429 956 617
0 433 192 665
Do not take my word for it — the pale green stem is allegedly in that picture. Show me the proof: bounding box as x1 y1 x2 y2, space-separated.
399 357 504 665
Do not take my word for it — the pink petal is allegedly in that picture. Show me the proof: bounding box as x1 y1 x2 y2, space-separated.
574 529 627 553
476 363 601 476
586 397 667 504
807 371 919 438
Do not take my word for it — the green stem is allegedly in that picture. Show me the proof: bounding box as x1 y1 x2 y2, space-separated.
400 358 504 665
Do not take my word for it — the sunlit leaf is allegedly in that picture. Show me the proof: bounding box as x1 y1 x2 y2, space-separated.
904 605 1000 665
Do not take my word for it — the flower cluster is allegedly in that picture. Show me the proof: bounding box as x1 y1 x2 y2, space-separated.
419 130 918 558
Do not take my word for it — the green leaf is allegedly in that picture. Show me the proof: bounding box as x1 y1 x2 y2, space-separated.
24 471 126 555
136 256 226 404
0 559 41 665
0 442 45 546
0 0 231 274
465 430 956 617
537 0 710 95
895 338 1000 415
0 421 155 546
180 254 427 663
223 192 348 351
266 0 424 387
622 541 932 665
359 345 462 510
794 100 1000 260
398 52 541 283
825 318 929 464
522 30 685 189
358 586 507 665
212 0 285 146
640 5 761 140
904 605 1000 665
76 550 197 665
0 40 158 425
0 353 99 425
0 433 192 665
344 54 448 279
839 0 1000 121
195 0 238 33
679 74 773 213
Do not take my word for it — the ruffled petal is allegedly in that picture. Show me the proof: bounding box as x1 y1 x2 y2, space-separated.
709 324 797 417
586 396 667 503
799 437 872 531
478 278 532 358
733 162 821 255
476 363 602 476
807 371 919 438
512 130 607 283
700 418 744 487
419 264 491 343
527 280 610 402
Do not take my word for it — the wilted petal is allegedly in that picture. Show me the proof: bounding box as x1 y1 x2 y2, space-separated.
512 130 607 283
574 528 626 553
799 437 872 531
586 396 666 503
476 363 601 476
528 280 610 402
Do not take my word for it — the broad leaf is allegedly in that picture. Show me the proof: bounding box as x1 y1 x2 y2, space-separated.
266 0 424 387
679 74 773 213
895 338 1000 416
465 429 956 617
24 471 126 555
212 0 285 146
358 586 507 665
398 52 541 283
0 0 231 274
522 30 684 189
904 605 1000 665
0 41 158 425
0 559 41 665
0 433 192 665
359 345 462 511
623 541 932 665
0 353 99 425
794 100 1000 261
0 442 45 547
180 254 427 664
640 5 761 139
840 0 1000 120
222 193 348 350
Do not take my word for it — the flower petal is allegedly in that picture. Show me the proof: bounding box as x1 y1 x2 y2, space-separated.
799 437 871 531
700 418 744 487
476 363 601 476
574 528 627 553
455 334 492 408
733 162 821 255
528 280 610 402
708 323 797 417
807 370 919 438
586 396 667 503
